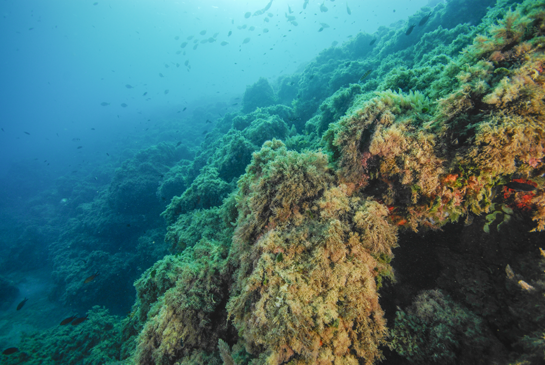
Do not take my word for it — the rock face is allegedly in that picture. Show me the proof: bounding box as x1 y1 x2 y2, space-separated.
0 276 19 311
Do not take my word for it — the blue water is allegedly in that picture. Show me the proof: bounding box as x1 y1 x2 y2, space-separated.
0 0 430 181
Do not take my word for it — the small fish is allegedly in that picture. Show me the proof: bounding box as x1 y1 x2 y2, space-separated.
320 2 328 12
84 272 99 284
505 181 537 192
143 92 147 96
244 12 251 18
200 30 207 35
359 70 372 82
77 146 83 149
2 348 19 355
16 298 28 310
60 315 78 325
159 73 164 77
121 103 128 107
93 2 98 5
106 153 110 156
418 12 432 26
183 107 187 111
221 41 228 46
150 269 157 278
180 42 188 48
346 4 351 15
71 315 88 326
202 130 207 135
318 27 323 32
369 38 376 46
406 24 415 35
1 128 4 132
242 37 250 44
232 103 238 106
24 131 30 135
91 128 95 130
125 84 133 89
164 89 169 95
228 30 232 37
206 119 212 123
100 102 110 106
176 141 182 147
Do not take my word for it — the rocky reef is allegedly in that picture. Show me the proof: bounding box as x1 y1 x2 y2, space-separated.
5 0 545 364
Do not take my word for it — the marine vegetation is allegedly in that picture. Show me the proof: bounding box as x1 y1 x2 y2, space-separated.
123 0 545 364
12 0 545 364
226 140 398 364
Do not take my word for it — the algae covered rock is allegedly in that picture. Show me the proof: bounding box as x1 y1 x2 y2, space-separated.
133 239 234 365
242 77 276 113
227 140 397 364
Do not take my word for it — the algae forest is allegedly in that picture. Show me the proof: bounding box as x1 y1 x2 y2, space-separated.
1 0 545 364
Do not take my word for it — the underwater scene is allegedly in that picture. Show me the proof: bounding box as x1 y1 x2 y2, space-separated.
1 0 545 363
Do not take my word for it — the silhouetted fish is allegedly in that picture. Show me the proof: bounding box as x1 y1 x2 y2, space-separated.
244 11 251 18
176 141 182 147
359 70 372 82
346 4 351 15
2 348 19 355
406 24 415 35
121 103 128 107
71 315 88 326
142 92 147 96
24 131 30 135
183 107 187 111
84 272 98 284
369 39 376 45
505 181 537 192
125 84 133 89
100 102 110 106
253 0 273 16
418 12 432 26
206 119 212 123
60 315 77 325
16 298 28 310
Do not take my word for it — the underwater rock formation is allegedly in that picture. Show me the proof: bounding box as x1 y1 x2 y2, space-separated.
242 78 277 114
11 0 545 364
